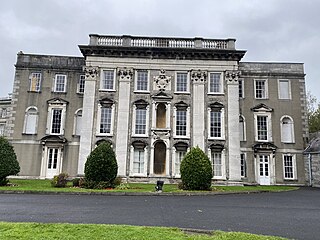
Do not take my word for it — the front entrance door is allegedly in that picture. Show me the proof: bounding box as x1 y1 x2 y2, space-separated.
154 141 166 175
46 148 60 178
259 155 271 185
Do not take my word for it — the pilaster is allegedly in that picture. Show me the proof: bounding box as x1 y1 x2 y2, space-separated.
115 68 133 176
191 70 207 150
78 66 98 175
225 71 241 181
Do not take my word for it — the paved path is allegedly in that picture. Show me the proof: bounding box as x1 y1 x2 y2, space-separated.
0 188 319 239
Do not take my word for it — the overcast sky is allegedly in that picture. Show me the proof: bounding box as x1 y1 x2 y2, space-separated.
1 0 319 99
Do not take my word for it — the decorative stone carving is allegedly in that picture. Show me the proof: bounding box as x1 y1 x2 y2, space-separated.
84 66 99 80
191 69 207 83
118 68 133 81
151 129 171 140
154 69 171 91
225 71 241 84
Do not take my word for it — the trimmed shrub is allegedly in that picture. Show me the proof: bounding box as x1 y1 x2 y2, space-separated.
84 142 118 189
0 137 20 186
180 146 212 190
51 173 69 188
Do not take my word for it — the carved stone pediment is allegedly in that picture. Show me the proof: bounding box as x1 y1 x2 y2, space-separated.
47 98 69 105
251 103 273 112
151 91 173 100
154 69 171 91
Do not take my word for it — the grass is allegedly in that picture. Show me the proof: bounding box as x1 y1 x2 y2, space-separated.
0 179 299 193
0 222 287 240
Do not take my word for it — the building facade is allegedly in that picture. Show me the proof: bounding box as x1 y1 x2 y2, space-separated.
0 95 12 137
8 34 308 185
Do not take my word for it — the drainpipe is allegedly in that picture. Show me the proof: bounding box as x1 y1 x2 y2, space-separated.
308 153 312 186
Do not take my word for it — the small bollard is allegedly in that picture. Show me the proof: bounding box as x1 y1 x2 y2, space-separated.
155 180 164 192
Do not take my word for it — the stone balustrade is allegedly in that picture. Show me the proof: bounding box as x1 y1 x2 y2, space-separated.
89 34 235 50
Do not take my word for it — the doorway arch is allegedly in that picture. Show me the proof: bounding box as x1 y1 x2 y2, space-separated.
154 141 166 175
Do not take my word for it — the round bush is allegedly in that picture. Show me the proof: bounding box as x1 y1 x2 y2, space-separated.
84 142 118 187
0 137 20 186
180 146 212 190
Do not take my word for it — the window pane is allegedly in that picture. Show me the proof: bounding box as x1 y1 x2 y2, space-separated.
281 117 293 143
135 108 146 134
51 109 62 134
133 149 144 173
55 75 66 92
102 70 114 90
255 80 266 99
29 73 41 92
78 75 85 93
175 150 186 175
257 116 267 141
239 79 243 98
137 71 148 91
239 116 245 141
25 108 37 134
240 153 247 177
212 152 222 177
100 107 112 133
176 73 188 92
75 110 82 135
210 73 221 93
284 155 294 179
210 110 221 138
279 80 290 99
176 110 187 136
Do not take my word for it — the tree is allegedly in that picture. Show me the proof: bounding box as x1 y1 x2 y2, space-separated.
84 142 118 188
0 137 20 186
307 91 320 133
180 146 212 190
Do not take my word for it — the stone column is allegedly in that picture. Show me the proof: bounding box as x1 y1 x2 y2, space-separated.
225 71 241 181
191 70 207 150
77 66 98 175
115 68 133 176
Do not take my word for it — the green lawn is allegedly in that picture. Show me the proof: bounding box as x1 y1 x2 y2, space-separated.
0 222 287 240
0 179 299 193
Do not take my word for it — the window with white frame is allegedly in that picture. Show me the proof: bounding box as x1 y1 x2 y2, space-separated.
135 108 147 135
47 148 59 170
240 153 247 178
212 151 222 177
281 116 294 143
101 70 115 90
100 106 112 134
51 109 63 134
174 142 188 176
0 124 5 136
46 99 67 135
239 115 246 141
77 75 85 93
54 74 67 92
135 70 149 91
257 115 268 141
255 79 268 99
23 107 38 134
283 154 295 179
29 72 41 92
176 72 188 92
74 109 82 136
209 73 223 94
175 150 185 175
278 79 291 99
210 110 222 138
239 79 244 98
176 110 187 136
133 148 145 174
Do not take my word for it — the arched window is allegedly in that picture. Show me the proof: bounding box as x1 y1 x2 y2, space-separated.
24 107 38 134
156 103 166 128
281 116 294 143
239 115 246 141
74 109 82 136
